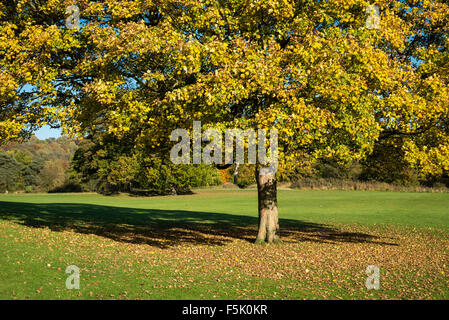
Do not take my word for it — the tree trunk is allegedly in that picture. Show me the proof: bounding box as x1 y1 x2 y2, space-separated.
255 167 280 244
233 162 239 185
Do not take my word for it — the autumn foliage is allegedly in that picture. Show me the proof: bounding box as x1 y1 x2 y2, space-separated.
1 0 448 176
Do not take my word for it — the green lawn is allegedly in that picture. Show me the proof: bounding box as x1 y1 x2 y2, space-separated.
0 189 448 300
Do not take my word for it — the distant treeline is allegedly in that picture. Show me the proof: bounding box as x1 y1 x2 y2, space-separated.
231 140 449 191
1 134 448 194
0 134 222 194
0 136 77 193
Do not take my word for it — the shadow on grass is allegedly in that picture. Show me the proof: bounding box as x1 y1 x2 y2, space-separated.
0 201 398 248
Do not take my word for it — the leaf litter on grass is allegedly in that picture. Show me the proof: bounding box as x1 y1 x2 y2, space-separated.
1 219 448 299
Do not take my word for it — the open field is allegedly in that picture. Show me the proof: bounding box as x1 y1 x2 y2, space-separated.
0 189 448 300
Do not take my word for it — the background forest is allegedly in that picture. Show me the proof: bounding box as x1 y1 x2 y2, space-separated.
1 134 448 194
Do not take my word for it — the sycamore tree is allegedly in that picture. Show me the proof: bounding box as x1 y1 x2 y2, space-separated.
1 0 448 243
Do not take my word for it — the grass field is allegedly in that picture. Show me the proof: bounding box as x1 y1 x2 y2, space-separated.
0 189 448 300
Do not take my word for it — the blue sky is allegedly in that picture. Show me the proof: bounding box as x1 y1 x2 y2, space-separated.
20 84 62 139
34 125 62 139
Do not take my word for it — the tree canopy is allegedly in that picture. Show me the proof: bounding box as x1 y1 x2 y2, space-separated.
1 0 448 175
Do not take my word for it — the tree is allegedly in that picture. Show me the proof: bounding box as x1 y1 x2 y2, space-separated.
1 0 448 243
360 139 419 185
0 151 20 192
22 158 44 187
71 128 221 194
39 159 69 190
1 135 76 191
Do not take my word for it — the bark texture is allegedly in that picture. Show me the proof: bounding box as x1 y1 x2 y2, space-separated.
233 162 239 185
255 168 280 244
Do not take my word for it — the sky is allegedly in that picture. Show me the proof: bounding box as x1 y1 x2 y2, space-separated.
33 125 62 140
20 84 63 140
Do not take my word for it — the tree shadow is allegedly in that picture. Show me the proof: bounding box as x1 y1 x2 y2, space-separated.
0 201 398 248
